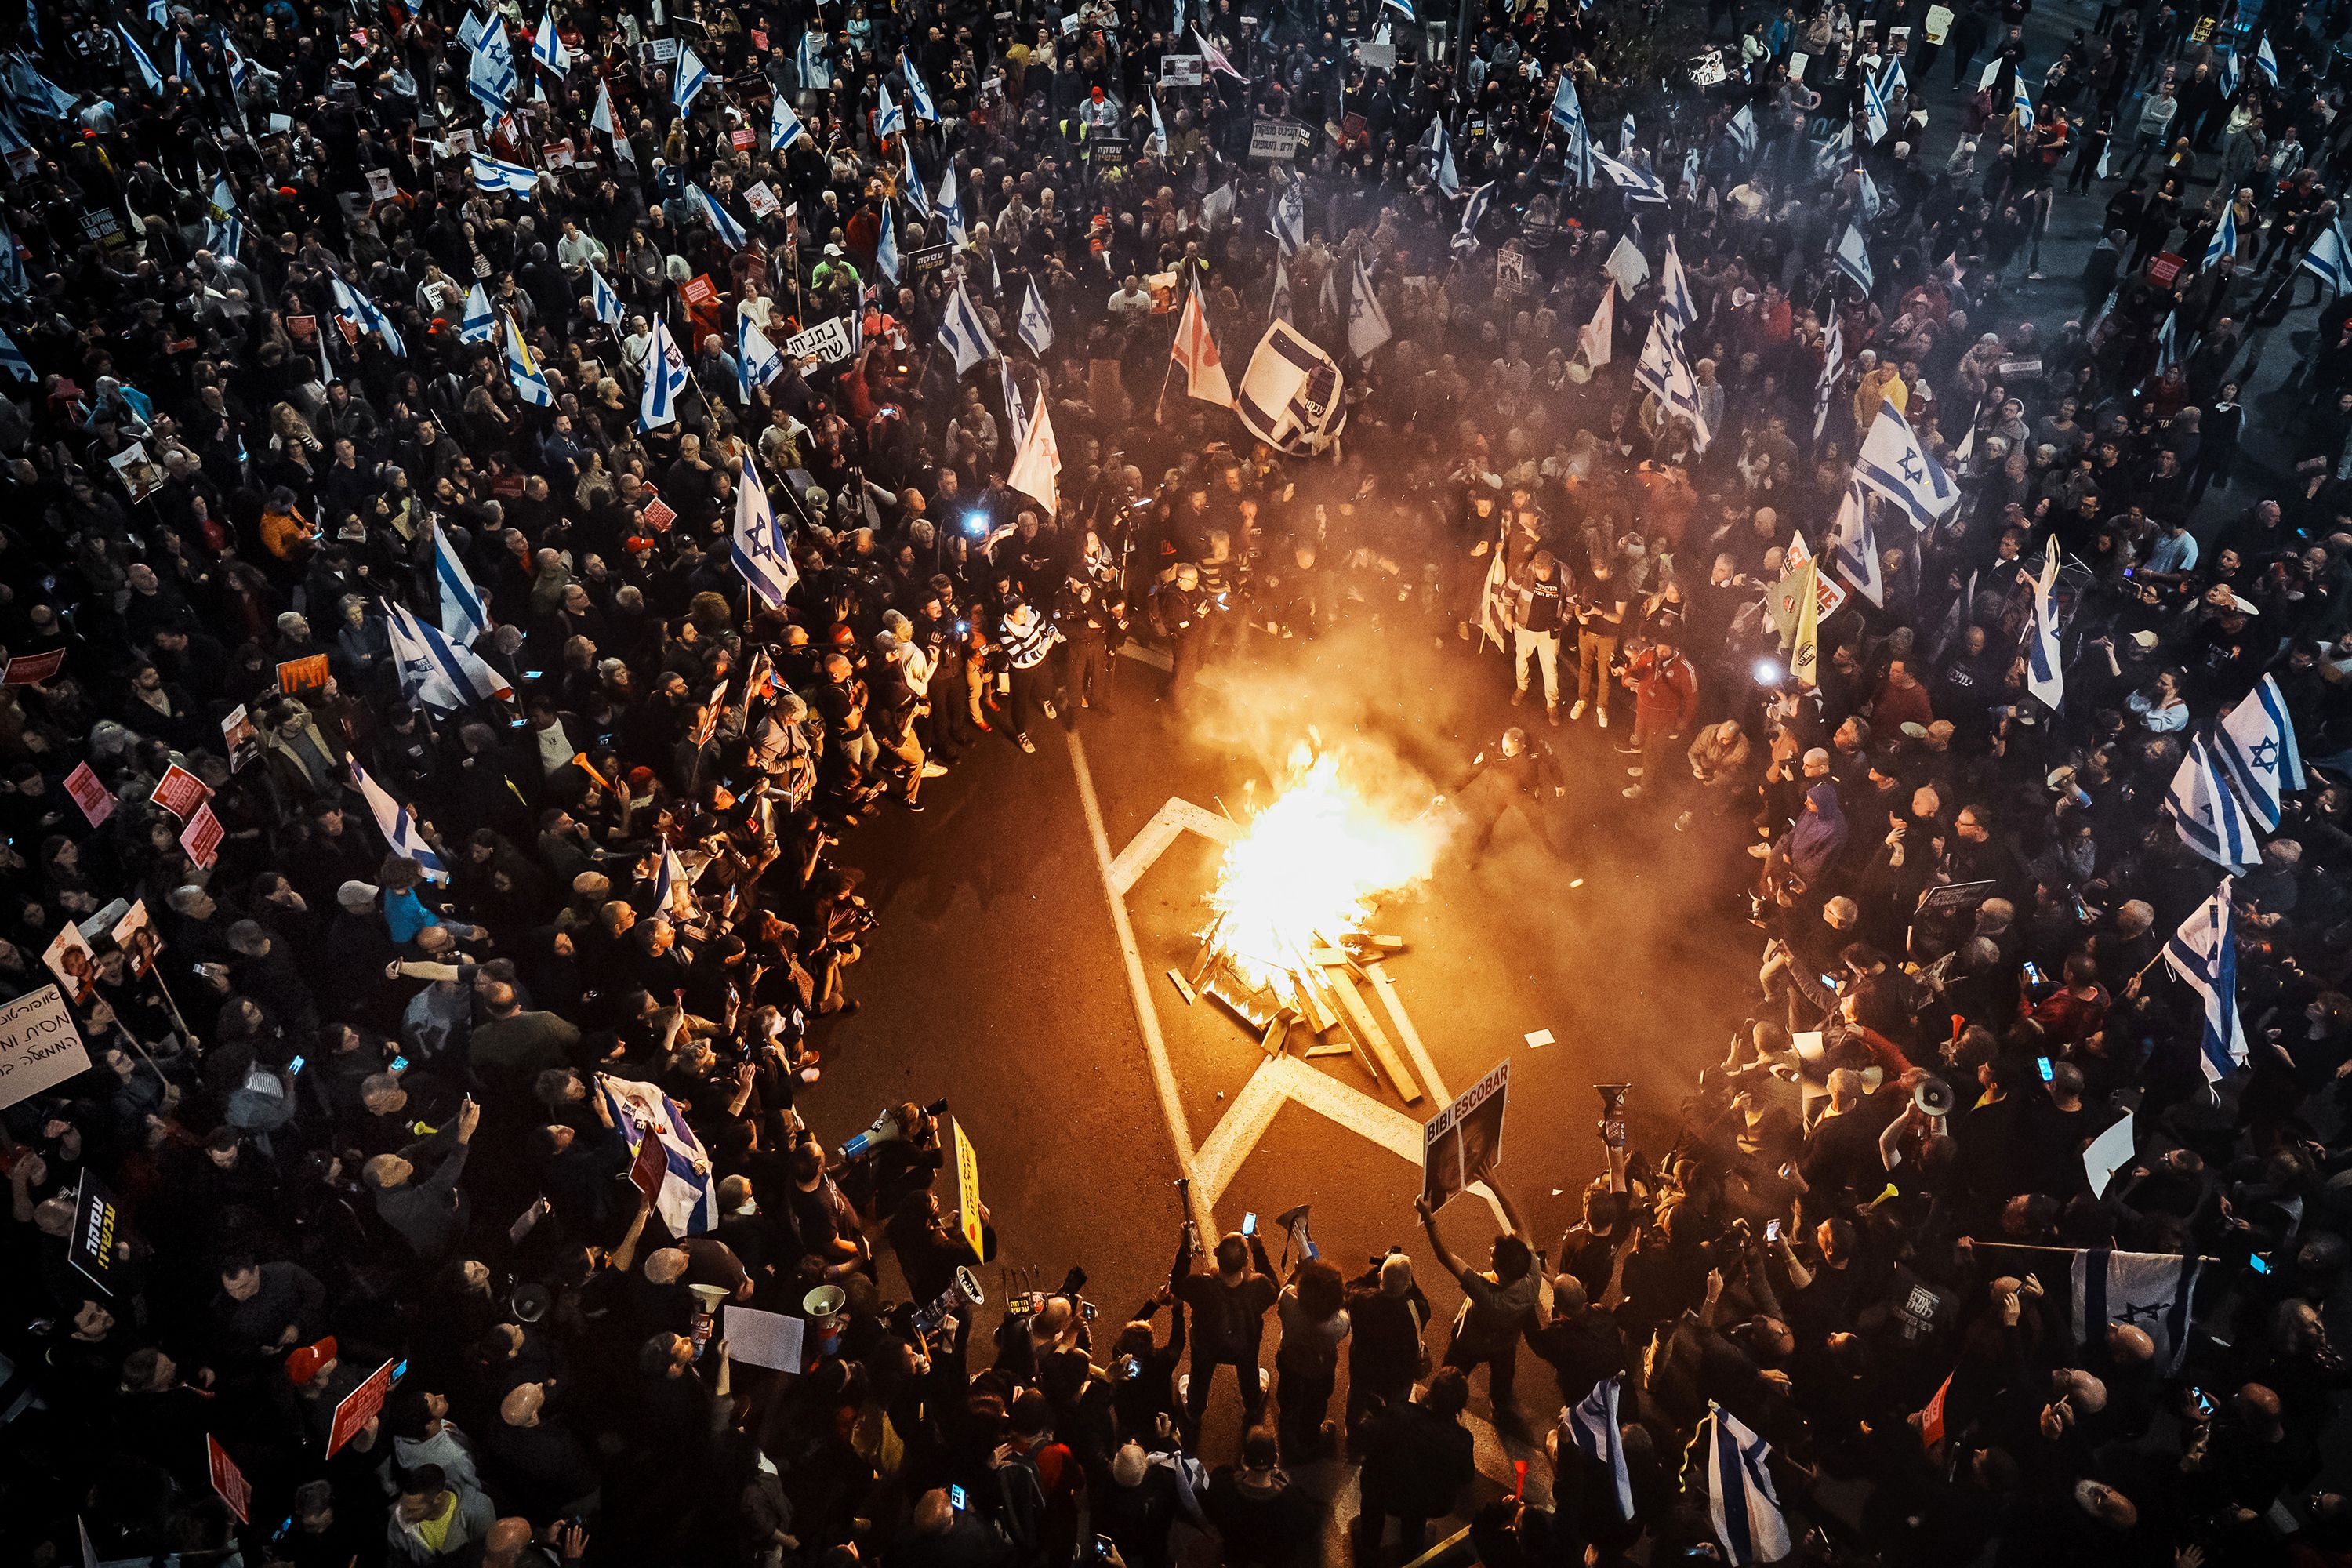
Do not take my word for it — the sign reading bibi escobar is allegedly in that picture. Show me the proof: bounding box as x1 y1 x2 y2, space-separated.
1421 1058 1509 1211
0 984 89 1111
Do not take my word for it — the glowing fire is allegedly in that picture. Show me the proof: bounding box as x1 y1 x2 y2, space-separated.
1205 745 1439 996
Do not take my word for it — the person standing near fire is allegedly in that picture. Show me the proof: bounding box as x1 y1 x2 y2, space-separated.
1618 618 1699 803
1570 556 1628 730
1508 550 1570 724
1450 728 1567 862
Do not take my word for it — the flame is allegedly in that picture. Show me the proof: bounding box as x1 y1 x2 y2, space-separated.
1205 744 1439 995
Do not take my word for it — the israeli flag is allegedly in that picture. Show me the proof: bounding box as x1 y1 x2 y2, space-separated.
223 36 252 93
349 759 449 882
601 1075 720 1236
937 162 967 246
1814 314 1844 439
207 214 245 262
877 201 901 282
532 11 568 74
1269 257 1291 323
1563 1376 1633 1519
875 81 906 141
1018 276 1054 355
434 524 492 647
459 281 498 343
505 316 555 405
1382 0 1417 16
1835 223 1875 292
673 45 712 112
591 78 619 137
1455 180 1495 252
2215 674 2305 830
1858 166 1884 223
650 843 689 918
1001 357 1030 445
1592 147 1668 202
771 93 810 152
120 25 165 93
731 452 798 609
2302 220 2350 293
739 314 786 395
209 171 239 216
937 280 996 376
586 261 624 328
1828 484 1882 606
640 315 689 431
900 132 931 217
796 28 831 92
1854 402 1958 528
2012 72 2031 125
468 18 516 114
175 36 194 83
1878 54 1909 103
1814 121 1853 180
692 183 748 249
470 151 540 194
457 8 492 51
1270 179 1305 254
2026 536 2063 710
331 278 406 356
1550 74 1584 133
2164 880 2250 1085
900 50 937 120
1726 103 1756 162
1148 89 1170 157
384 598 511 712
1660 236 1697 332
2218 46 2238 96
1861 68 1890 143
1619 111 1636 152
2166 732 2263 873
1698 1406 1791 1566
0 326 32 383
2071 1247 2200 1373
2256 33 2278 85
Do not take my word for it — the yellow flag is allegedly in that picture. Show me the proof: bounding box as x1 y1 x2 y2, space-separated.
1790 557 1821 689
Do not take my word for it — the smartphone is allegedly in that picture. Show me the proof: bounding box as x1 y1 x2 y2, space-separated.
2021 960 2049 986
1096 1537 1117 1562
392 1359 409 1381
1820 972 1839 989
2038 1057 2054 1083
288 1055 306 1075
390 1055 410 1072
1766 1218 1783 1243
1241 1211 1258 1236
1118 1356 1142 1378
949 1484 967 1512
2249 1253 2272 1275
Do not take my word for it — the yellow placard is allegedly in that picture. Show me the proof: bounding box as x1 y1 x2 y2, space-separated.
952 1117 984 1259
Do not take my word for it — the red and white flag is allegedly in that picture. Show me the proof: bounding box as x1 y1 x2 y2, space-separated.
1171 286 1233 408
1194 27 1245 80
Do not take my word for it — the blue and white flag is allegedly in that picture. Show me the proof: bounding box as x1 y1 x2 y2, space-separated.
1878 54 1909 104
1550 74 1584 133
434 524 492 647
209 171 239 216
1148 89 1170 157
206 213 245 262
691 183 748 249
1381 0 1417 16
2165 878 2249 1085
673 45 712 112
1018 276 1054 356
1455 180 1495 252
1853 403 1958 528
1726 103 1756 162
1814 313 1844 440
2303 220 2350 292
1659 235 1697 332
505 314 555 405
1828 483 1882 606
1814 121 1853 180
600 1074 720 1236
2011 72 2032 125
585 261 624 328
2070 1247 2200 1372
467 18 516 114
459 281 498 343
1592 147 1668 202
1835 223 1875 292
119 25 165 93
1269 257 1292 323
384 598 511 712
739 314 786 396
0 326 32 383
937 162 967 246
2167 731 2263 873
1269 178 1305 253
175 36 194 84
900 132 931 217
640 314 689 430
532 11 568 74
796 28 831 92
223 36 253 93
1858 166 1884 223
899 50 937 120
457 8 492 51
2256 33 2279 85
1635 314 1711 452
470 151 540 194
1861 69 1890 143
1619 111 1636 152
331 278 407 356
2215 674 2304 830
1423 118 1461 197
2026 535 2063 710
349 758 449 882
731 452 799 608
1564 1376 1633 1519
771 93 810 152
874 81 905 141
937 279 996 376
1000 357 1030 445
877 201 901 282
591 77 619 137
1694 1406 1791 1566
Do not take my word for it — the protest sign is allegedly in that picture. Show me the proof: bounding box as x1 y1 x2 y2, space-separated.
180 803 225 869
723 1304 806 1371
1915 878 1998 920
64 762 113 827
221 706 261 773
0 984 90 1111
206 1436 251 1523
782 316 855 363
42 923 99 1006
69 1170 123 1294
2085 1112 2135 1198
150 763 211 819
3 648 64 685
953 1116 985 1257
1249 119 1305 159
1421 1058 1509 1211
326 1358 398 1457
277 654 330 693
111 900 160 978
1161 54 1205 84
744 180 782 218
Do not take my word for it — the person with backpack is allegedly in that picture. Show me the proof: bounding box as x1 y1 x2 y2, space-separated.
1174 1229 1279 1441
989 1388 1081 1567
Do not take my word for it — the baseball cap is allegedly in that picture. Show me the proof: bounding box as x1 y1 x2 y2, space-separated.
285 1337 339 1385
336 880 379 911
2129 630 2159 649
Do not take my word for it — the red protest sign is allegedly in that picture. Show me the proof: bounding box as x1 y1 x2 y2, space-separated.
629 1123 669 1199
2147 251 2186 289
680 274 720 307
730 128 755 150
63 762 113 827
326 1358 397 1457
206 1435 251 1523
2 648 64 685
149 764 212 820
179 804 224 869
640 495 677 532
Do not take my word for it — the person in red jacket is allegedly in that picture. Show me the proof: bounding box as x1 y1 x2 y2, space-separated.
1621 619 1699 801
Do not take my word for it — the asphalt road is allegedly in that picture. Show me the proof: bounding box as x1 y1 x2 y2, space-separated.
808 617 1760 1523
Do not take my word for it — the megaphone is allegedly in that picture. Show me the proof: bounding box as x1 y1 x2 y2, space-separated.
1596 1083 1632 1118
1914 1075 1955 1119
1275 1204 1316 1262
840 1108 906 1160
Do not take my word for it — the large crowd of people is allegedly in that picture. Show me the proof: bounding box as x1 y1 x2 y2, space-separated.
3 0 2352 1563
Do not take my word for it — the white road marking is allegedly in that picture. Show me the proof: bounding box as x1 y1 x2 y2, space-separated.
1107 796 1237 896
1065 730 1217 1240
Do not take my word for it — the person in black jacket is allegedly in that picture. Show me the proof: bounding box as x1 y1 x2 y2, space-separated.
1351 1367 1475 1566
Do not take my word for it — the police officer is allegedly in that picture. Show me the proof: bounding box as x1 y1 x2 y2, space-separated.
1151 562 1213 708
1450 727 1568 862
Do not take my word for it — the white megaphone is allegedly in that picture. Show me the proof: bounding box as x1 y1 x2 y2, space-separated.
839 1106 907 1161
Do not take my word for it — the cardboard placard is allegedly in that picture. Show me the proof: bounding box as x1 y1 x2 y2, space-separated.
1922 4 1953 44
221 706 260 773
782 316 855 362
325 1358 397 1457
639 495 678 532
42 923 99 1006
365 168 397 201
180 803 225 869
70 1171 122 1294
731 128 756 150
2 648 64 685
149 763 212 820
63 762 113 827
1357 41 1396 71
111 899 160 978
206 1436 251 1523
1249 118 1305 159
1161 53 1205 85
744 180 782 218
2148 252 2187 288
1915 877 1998 919
723 1304 806 1371
1421 1058 1509 1211
277 654 330 694
681 273 721 307
0 985 90 1112
952 1116 985 1259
